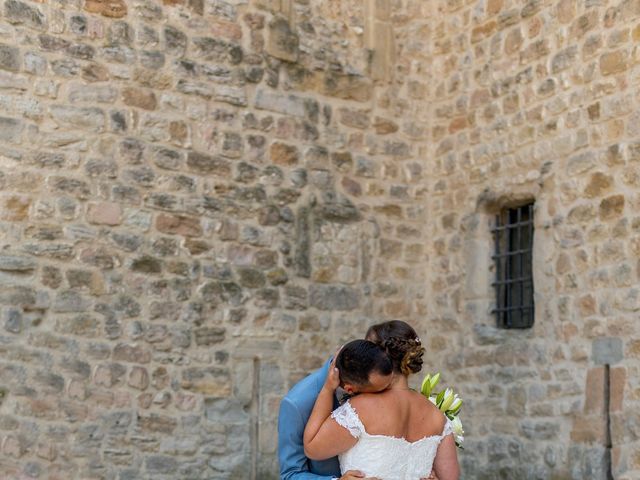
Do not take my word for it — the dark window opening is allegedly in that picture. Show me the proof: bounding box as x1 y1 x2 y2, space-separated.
491 202 535 329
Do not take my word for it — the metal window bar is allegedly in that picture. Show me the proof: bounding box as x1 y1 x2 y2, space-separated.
491 203 535 328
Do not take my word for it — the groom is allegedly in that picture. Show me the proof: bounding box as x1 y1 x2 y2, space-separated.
278 320 431 480
277 343 391 480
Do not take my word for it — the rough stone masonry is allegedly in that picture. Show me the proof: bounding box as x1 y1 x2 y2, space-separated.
0 0 638 478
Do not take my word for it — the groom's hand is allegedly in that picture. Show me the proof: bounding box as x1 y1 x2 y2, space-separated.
339 470 379 480
324 346 342 392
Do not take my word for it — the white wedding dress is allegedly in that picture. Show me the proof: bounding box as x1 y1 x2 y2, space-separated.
332 400 454 480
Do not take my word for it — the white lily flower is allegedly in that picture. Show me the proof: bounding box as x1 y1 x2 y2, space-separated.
451 416 465 446
440 388 455 412
449 395 462 412
420 373 464 449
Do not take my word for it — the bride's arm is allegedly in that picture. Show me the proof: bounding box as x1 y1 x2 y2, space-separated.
432 434 460 480
303 358 358 460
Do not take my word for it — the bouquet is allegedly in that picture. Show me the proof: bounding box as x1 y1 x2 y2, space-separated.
420 373 464 448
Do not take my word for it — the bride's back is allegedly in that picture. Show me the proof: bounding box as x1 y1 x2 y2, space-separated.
351 389 446 442
332 392 455 480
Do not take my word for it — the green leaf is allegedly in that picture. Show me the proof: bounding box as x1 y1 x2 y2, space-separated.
421 374 432 397
430 373 441 391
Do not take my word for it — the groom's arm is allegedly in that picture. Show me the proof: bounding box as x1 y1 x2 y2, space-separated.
278 396 335 480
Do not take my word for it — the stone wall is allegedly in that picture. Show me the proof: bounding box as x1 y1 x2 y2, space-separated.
425 0 639 478
0 0 433 478
1 0 638 478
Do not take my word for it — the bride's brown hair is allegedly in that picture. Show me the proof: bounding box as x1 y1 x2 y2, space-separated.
365 320 424 375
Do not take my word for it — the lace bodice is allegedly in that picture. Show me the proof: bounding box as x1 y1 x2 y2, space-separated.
331 401 453 480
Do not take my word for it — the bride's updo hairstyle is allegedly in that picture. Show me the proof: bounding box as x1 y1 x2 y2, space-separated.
365 320 424 376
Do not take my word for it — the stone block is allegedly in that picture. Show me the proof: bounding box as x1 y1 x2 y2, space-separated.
113 343 151 364
0 44 20 72
339 108 370 129
79 246 116 269
145 454 177 474
67 43 95 60
321 72 373 103
309 284 359 311
140 50 164 69
24 53 46 76
186 151 231 176
163 26 187 55
584 172 613 198
557 0 575 23
220 132 243 158
260 363 283 394
54 315 100 337
129 255 162 274
205 397 248 423
50 105 105 131
236 267 266 288
584 366 605 413
5 0 46 30
600 50 628 75
194 327 225 346
266 16 298 62
551 45 578 73
4 308 22 333
471 20 497 43
213 85 248 107
128 366 149 390
153 148 182 171
315 197 360 223
570 414 606 443
373 204 402 219
520 420 559 440
599 195 624 220
53 290 91 313
87 202 122 226
1 195 30 221
156 213 203 237
566 151 595 176
502 382 525 414
169 121 188 145
610 366 625 412
39 34 70 51
570 11 598 38
270 142 299 166
84 0 127 18
567 204 596 224
122 87 157 110
0 117 23 142
591 337 623 365
0 70 28 91
254 89 317 121
68 84 118 104
0 255 36 272
181 367 230 395
82 63 110 83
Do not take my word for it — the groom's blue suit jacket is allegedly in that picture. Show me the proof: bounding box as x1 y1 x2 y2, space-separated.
278 358 341 480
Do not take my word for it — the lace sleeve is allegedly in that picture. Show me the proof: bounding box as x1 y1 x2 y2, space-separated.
442 418 454 437
331 401 365 438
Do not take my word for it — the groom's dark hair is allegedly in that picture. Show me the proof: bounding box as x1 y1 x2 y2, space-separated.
336 340 392 386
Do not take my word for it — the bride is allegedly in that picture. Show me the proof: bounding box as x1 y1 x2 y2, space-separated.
303 322 459 480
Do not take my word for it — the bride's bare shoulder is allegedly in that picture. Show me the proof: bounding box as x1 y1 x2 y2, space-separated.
348 392 392 416
349 392 382 408
412 393 447 428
